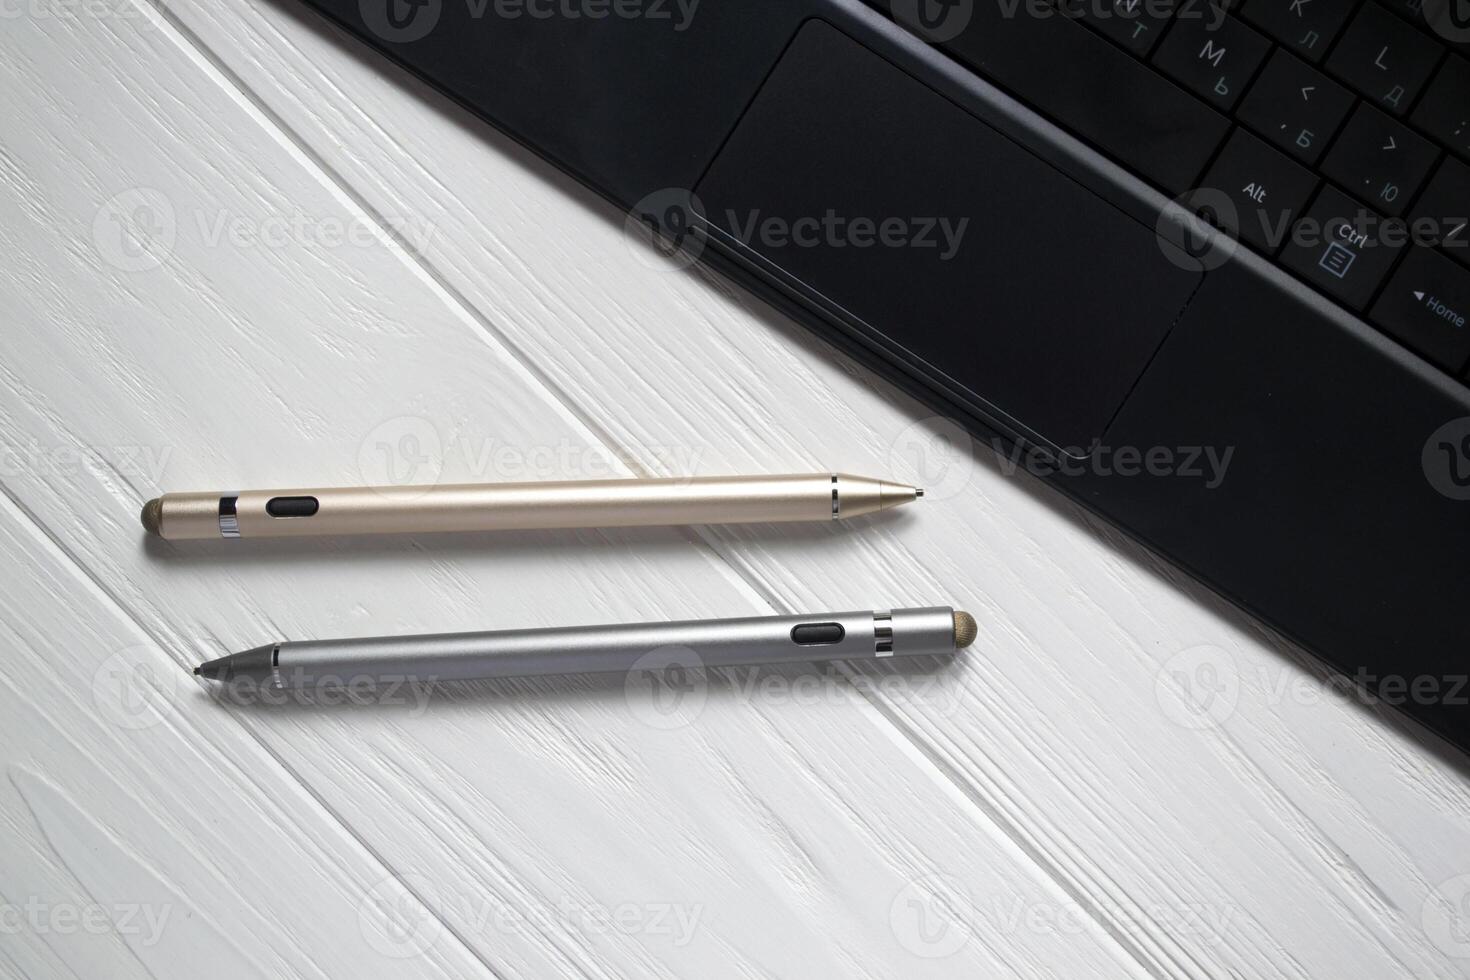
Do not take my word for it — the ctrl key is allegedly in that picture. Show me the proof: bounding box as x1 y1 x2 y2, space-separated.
1280 187 1404 311
1370 249 1470 374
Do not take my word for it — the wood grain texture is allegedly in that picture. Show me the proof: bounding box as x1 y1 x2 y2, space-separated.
1 2 1157 978
0 490 492 980
129 1 1470 977
2 0 1469 977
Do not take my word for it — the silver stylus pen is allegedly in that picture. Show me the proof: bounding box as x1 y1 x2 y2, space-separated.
194 607 978 687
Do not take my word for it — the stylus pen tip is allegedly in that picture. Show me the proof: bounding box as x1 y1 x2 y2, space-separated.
952 611 978 649
141 497 163 535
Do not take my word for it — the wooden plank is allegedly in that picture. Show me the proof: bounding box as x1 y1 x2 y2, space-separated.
134 1 1470 976
0 2 1148 977
0 493 487 980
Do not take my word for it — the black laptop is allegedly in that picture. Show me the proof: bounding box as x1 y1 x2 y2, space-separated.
299 0 1470 750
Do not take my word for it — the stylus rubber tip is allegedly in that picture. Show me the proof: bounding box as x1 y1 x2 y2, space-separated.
952 611 978 649
141 497 163 536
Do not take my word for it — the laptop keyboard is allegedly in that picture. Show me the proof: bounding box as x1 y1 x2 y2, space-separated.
869 0 1470 379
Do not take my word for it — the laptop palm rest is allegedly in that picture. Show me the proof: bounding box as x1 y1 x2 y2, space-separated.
695 20 1202 449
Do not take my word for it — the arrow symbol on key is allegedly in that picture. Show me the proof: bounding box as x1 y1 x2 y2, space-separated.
1301 86 1315 100
1384 136 1397 151
1414 290 1425 301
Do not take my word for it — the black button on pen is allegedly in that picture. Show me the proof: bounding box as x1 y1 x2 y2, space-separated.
790 623 845 645
265 496 320 518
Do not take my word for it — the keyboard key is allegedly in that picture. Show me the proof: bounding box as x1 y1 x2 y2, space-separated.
1154 12 1272 108
1411 54 1470 159
1376 0 1470 58
1237 49 1355 163
1242 0 1355 61
1321 102 1439 215
1193 128 1319 250
1281 186 1407 308
1069 0 1178 55
1413 157 1470 266
1327 3 1444 114
1424 0 1470 57
922 0 1232 191
1370 247 1470 370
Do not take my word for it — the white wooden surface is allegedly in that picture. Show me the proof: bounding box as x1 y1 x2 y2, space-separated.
2 0 1469 976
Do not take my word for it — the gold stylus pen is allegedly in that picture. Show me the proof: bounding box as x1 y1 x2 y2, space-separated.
141 473 922 541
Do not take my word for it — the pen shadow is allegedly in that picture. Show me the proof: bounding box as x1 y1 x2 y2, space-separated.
192 652 964 720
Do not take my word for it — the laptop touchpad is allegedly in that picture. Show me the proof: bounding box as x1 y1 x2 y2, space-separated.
694 20 1202 448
